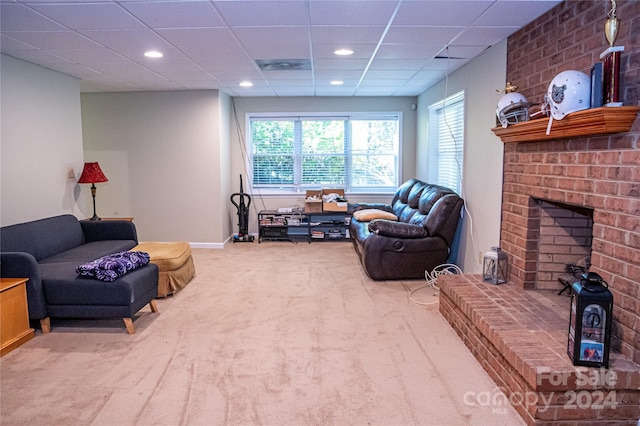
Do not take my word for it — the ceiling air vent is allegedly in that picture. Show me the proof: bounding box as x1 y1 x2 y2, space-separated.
255 59 311 71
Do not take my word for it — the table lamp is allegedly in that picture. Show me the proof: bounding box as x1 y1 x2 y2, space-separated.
78 162 108 220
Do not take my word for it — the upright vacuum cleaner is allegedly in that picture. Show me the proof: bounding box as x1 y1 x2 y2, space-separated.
230 174 255 242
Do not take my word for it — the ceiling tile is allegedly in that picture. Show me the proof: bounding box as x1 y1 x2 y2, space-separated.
120 1 225 28
156 27 240 49
274 87 315 96
452 26 520 46
0 34 39 52
354 87 398 96
0 3 67 31
29 3 146 31
376 44 442 59
368 58 430 71
314 70 363 80
308 1 398 25
211 70 264 82
258 70 313 80
310 26 386 44
245 43 310 59
4 48 74 66
313 58 369 71
313 43 377 59
213 1 309 26
80 29 175 50
4 31 102 50
232 26 309 47
475 1 563 26
45 48 132 65
359 79 408 87
364 69 419 79
394 1 493 26
268 79 314 88
383 26 464 46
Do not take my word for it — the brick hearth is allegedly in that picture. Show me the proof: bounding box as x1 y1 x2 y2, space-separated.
439 274 640 425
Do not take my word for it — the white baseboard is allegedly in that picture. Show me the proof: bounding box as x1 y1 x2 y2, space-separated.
189 242 226 249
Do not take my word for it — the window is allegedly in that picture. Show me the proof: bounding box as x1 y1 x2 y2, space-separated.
248 113 401 193
428 91 464 194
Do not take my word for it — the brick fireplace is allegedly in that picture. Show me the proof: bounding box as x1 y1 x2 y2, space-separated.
439 1 640 425
534 199 594 291
501 0 640 364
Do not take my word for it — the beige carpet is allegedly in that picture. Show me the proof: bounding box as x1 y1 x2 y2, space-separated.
0 242 524 426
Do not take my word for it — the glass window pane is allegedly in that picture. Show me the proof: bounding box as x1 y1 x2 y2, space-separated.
249 113 400 192
251 120 294 155
351 154 396 186
351 120 398 153
302 120 344 154
302 155 345 185
252 155 294 185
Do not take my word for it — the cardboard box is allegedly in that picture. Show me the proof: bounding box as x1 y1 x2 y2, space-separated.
304 190 322 213
321 188 348 212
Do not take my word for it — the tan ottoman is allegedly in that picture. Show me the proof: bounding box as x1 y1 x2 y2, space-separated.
132 242 195 298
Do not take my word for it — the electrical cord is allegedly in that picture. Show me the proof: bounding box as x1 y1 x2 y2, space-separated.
408 263 463 306
439 46 479 273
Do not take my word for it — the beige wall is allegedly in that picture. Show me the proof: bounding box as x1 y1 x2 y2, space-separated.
417 40 507 273
2 47 508 259
81 90 230 245
229 96 418 234
0 54 85 226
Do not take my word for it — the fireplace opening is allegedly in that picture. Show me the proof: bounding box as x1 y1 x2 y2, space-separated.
534 199 594 292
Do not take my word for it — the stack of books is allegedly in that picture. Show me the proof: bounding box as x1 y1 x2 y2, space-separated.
311 230 325 239
327 229 342 239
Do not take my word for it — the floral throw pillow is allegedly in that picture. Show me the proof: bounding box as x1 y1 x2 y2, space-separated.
77 251 150 282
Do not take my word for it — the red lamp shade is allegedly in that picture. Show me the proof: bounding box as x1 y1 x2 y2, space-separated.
78 162 108 184
78 162 108 220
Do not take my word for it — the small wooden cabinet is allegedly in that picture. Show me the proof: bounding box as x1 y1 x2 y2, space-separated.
1 278 34 356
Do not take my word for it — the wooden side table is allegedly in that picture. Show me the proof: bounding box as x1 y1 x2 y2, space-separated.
1 278 35 356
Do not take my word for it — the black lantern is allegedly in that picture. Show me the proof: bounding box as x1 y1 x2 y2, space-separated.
482 246 508 284
567 272 613 368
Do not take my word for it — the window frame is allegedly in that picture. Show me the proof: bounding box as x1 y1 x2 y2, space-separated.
245 111 403 195
427 91 465 195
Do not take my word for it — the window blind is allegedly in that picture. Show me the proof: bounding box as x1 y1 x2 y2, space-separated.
428 92 464 194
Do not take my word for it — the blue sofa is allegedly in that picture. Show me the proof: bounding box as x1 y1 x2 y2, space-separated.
0 215 159 334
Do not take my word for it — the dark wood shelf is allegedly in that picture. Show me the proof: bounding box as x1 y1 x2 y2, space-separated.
258 210 352 243
491 106 639 143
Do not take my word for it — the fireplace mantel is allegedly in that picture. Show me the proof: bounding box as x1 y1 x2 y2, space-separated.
492 106 639 143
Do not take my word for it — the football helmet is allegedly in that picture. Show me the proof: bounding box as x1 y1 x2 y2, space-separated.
496 92 530 128
544 70 591 120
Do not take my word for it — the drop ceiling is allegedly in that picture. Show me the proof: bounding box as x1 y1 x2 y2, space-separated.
0 0 561 96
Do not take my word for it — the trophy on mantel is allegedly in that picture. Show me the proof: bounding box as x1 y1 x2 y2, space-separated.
600 0 624 106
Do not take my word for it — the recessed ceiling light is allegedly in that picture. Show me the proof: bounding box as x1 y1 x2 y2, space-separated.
334 49 354 56
144 51 163 58
239 81 253 87
330 80 344 86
